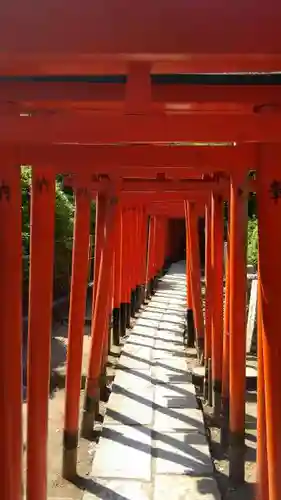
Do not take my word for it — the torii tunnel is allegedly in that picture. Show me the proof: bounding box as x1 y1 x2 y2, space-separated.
1 2 281 500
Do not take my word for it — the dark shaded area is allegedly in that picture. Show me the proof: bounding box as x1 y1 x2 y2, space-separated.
2 73 281 84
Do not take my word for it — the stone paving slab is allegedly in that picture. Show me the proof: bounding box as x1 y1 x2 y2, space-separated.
91 425 152 481
118 356 151 370
126 334 155 346
132 326 158 338
154 339 184 352
104 387 154 426
154 384 197 408
83 479 152 500
83 262 220 500
136 318 160 328
153 476 220 500
153 406 205 433
113 368 152 390
122 344 153 358
154 431 213 475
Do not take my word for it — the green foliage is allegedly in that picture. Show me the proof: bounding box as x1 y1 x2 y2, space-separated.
247 216 258 267
21 168 96 297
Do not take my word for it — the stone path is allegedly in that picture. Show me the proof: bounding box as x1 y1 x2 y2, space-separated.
83 261 220 500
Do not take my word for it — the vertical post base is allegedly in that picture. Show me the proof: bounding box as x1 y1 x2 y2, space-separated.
207 358 213 407
135 285 143 312
185 308 195 347
196 336 204 365
229 431 245 487
212 380 222 421
152 276 158 295
112 307 120 346
80 384 100 439
220 396 229 449
139 284 146 306
203 361 209 400
120 302 127 337
99 369 111 403
130 289 137 318
126 302 131 329
107 312 112 354
146 279 153 300
62 431 78 480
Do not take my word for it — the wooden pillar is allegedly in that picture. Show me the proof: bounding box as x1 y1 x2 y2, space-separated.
257 144 281 500
229 171 247 487
186 201 204 361
120 209 130 335
99 258 114 403
256 272 269 500
62 187 90 479
184 204 195 347
27 167 55 500
146 216 155 299
211 193 224 418
93 193 106 306
81 194 117 438
139 209 148 305
112 202 122 345
0 162 22 500
134 208 145 310
221 228 230 447
204 202 212 401
130 209 137 318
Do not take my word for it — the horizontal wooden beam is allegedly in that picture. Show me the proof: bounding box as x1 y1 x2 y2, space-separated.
4 143 254 173
1 81 281 108
66 177 230 193
117 191 213 203
0 112 280 144
0 1 281 74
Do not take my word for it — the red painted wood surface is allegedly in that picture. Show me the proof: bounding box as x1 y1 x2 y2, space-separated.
0 1 281 74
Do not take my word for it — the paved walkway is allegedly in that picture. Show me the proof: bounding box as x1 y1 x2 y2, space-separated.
83 261 220 500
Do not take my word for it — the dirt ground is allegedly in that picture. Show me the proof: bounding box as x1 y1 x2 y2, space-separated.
187 354 257 500
22 295 122 500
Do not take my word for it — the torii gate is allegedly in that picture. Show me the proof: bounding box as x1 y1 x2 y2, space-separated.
0 4 281 499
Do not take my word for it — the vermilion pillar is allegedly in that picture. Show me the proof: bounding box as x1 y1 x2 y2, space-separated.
93 193 106 306
256 272 269 500
0 162 22 500
27 167 55 500
146 216 155 299
81 194 117 438
204 202 212 400
139 209 149 305
221 229 230 447
211 193 224 418
186 201 204 362
130 209 137 317
120 209 130 335
258 144 281 500
99 256 114 403
62 186 90 479
184 205 195 347
229 171 247 486
112 202 122 345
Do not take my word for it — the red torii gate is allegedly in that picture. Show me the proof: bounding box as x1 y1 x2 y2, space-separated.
0 5 280 499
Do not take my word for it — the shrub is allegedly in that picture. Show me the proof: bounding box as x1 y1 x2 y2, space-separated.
21 167 74 295
247 216 258 267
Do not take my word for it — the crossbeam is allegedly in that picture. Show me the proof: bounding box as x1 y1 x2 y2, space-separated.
65 177 229 193
1 81 280 107
0 1 281 75
5 143 254 173
0 113 280 143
